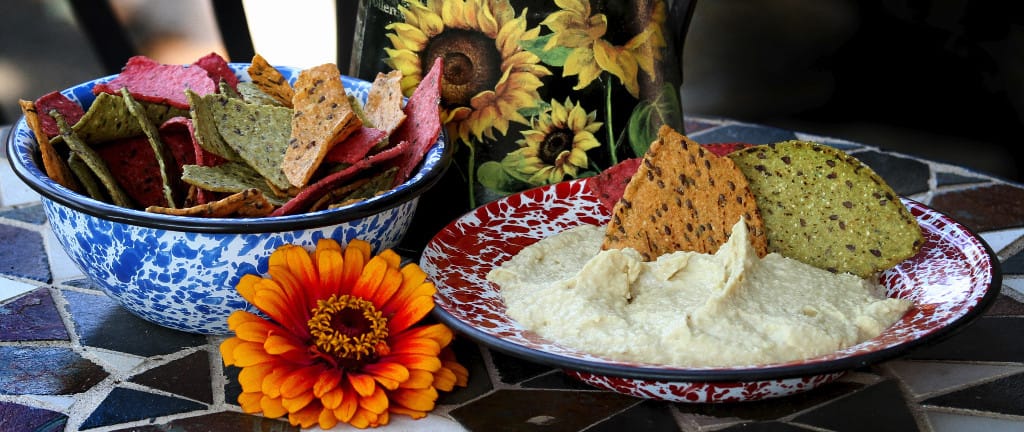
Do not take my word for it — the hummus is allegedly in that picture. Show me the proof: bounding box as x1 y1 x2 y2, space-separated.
487 220 912 367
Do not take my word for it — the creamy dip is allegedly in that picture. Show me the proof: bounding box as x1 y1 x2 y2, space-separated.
487 220 912 367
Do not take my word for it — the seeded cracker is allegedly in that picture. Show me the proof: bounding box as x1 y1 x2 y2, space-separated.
728 140 924 277
363 70 406 134
284 63 362 187
186 90 241 161
52 111 133 208
205 93 293 191
247 54 294 108
603 125 768 260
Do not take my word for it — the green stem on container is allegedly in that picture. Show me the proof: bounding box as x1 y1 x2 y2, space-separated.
467 140 477 209
605 74 618 166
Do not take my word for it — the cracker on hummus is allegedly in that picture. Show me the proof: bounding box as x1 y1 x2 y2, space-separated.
603 125 768 259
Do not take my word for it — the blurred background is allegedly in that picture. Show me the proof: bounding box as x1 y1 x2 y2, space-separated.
1 0 1021 181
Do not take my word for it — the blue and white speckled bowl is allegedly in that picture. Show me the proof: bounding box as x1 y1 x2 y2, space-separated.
6 63 452 334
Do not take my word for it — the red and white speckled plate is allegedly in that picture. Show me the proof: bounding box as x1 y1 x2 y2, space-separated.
421 178 1001 402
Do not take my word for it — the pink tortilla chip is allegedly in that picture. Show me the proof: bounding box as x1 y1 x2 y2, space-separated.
366 139 411 165
92 56 217 109
94 136 170 208
270 160 373 216
34 91 85 138
702 142 753 157
323 126 389 165
192 52 239 91
588 157 642 212
158 117 198 169
387 56 443 186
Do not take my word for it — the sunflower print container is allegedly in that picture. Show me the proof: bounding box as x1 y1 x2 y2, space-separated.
351 0 696 241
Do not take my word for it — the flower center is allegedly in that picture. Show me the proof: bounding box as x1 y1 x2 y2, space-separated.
422 29 502 107
539 129 574 164
308 294 389 363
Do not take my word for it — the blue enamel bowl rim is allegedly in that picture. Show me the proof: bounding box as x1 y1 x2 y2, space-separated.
6 64 453 234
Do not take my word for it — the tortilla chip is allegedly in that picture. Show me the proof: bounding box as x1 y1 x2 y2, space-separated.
67 153 105 201
93 136 169 208
121 88 178 207
92 55 216 109
186 90 241 161
19 100 81 192
588 157 641 212
602 125 768 260
729 140 925 277
52 111 133 208
387 56 444 185
32 91 85 138
363 70 406 134
309 177 371 212
247 54 293 108
703 142 753 157
236 82 284 106
181 162 287 206
283 63 362 188
270 160 373 216
146 188 271 218
205 94 293 190
73 92 187 144
192 52 239 91
323 126 388 165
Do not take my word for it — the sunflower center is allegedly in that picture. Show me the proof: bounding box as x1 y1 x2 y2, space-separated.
422 29 502 107
308 294 388 363
539 129 575 164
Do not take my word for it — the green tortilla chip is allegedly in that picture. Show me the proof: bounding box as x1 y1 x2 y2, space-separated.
121 88 177 208
73 92 187 143
52 111 133 207
729 140 925 277
237 82 284 106
67 152 107 201
186 90 241 161
181 162 287 206
338 166 398 203
219 80 242 99
204 94 293 190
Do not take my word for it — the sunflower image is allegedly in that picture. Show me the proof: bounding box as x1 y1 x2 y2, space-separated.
540 0 668 98
220 239 468 429
384 0 551 144
482 97 602 188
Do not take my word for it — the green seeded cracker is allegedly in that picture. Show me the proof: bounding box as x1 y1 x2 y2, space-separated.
186 90 241 161
247 54 293 108
237 82 284 106
728 140 925 277
283 63 362 188
52 111 133 207
603 126 768 260
121 88 177 208
205 94 293 191
182 162 287 206
73 92 186 143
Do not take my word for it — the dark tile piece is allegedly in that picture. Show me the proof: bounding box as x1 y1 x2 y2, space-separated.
223 365 242 407
903 317 1024 362
936 172 988 187
673 381 865 421
520 371 598 391
0 224 49 282
490 348 555 384
1002 248 1024 274
438 336 493 405
79 387 206 430
0 346 107 395
985 294 1024 316
689 124 797 145
0 401 68 432
588 400 681 432
108 411 296 432
718 421 818 431
62 289 206 357
130 350 214 404
791 380 919 432
0 204 48 224
449 389 639 432
921 371 1024 416
849 150 931 196
930 184 1024 232
0 287 69 341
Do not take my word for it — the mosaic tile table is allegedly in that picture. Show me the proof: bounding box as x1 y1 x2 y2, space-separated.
2 118 1023 432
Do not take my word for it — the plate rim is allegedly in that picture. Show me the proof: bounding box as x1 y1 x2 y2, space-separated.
426 178 1003 382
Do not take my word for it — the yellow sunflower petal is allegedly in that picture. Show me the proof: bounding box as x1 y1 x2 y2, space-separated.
563 48 602 90
237 362 275 393
348 371 377 397
238 391 263 413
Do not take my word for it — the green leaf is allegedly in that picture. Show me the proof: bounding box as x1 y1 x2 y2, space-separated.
520 34 569 67
626 82 683 157
478 161 529 195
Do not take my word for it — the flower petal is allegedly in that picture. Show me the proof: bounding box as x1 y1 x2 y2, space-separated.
314 239 345 300
219 337 243 365
237 362 275 393
264 333 303 356
390 386 438 412
389 336 441 357
369 265 404 307
400 369 436 389
261 395 287 418
288 402 321 428
313 369 343 399
350 255 389 301
231 341 275 367
387 295 436 333
382 353 442 372
363 361 409 390
318 406 339 430
237 392 263 413
359 386 389 415
348 372 377 397
281 365 324 399
234 274 262 305
333 383 359 422
282 390 315 414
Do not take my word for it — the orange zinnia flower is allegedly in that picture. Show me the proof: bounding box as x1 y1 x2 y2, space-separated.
220 239 468 429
